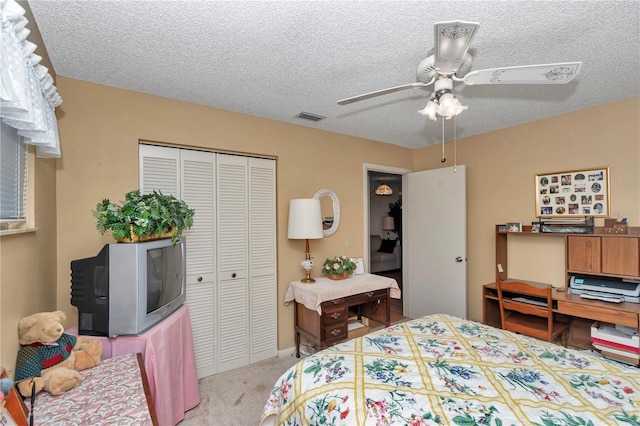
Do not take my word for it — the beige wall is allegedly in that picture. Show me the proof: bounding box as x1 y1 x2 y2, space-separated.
52 77 414 352
0 153 58 375
1 72 637 370
414 97 640 321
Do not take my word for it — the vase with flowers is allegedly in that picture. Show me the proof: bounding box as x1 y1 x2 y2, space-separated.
321 256 357 280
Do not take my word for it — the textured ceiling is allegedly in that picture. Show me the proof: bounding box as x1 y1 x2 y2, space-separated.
29 1 640 149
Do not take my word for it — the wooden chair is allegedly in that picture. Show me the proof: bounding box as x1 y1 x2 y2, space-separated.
496 279 569 346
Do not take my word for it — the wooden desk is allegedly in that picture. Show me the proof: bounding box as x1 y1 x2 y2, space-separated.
483 282 640 348
285 274 401 357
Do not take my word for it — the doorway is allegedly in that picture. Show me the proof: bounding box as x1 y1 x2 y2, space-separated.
364 164 411 322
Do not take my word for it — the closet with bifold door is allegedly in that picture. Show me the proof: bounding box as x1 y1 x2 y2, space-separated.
139 144 277 378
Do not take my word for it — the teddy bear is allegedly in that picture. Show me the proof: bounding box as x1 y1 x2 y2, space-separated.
14 310 102 397
0 366 10 414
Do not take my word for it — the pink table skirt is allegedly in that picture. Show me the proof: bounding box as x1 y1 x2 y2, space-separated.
69 304 200 425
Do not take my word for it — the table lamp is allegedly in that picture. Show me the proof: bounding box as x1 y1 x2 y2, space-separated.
382 216 395 239
288 199 324 283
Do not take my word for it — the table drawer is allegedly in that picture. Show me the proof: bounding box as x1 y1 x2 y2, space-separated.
322 324 347 343
323 306 348 326
346 289 388 305
557 301 639 328
321 298 346 309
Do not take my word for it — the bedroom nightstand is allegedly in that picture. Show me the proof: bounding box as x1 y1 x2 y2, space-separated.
285 273 401 357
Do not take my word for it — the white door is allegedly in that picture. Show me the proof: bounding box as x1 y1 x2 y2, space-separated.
180 150 217 378
403 165 467 319
216 154 250 372
140 145 218 378
248 158 277 363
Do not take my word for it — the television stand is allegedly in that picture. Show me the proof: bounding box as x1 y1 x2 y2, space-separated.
68 304 200 425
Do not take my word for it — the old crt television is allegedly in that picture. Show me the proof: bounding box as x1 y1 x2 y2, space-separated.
71 237 186 338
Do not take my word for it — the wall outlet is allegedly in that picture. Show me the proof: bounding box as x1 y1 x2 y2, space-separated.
497 264 503 273
347 237 355 247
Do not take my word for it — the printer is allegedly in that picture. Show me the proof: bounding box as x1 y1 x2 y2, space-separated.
569 275 640 303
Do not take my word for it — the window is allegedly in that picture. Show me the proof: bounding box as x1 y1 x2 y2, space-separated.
1 121 27 223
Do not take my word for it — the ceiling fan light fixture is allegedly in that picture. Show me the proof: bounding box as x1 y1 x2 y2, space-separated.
451 99 468 115
338 20 583 128
438 94 467 119
418 99 439 121
439 92 454 108
419 90 467 121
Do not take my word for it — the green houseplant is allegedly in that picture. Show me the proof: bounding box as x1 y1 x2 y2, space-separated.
388 196 402 243
93 190 195 244
321 256 357 280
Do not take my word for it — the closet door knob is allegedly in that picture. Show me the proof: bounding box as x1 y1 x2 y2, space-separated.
197 276 203 282
232 273 237 278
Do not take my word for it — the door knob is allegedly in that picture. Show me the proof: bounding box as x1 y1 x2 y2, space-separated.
232 273 237 278
455 256 464 263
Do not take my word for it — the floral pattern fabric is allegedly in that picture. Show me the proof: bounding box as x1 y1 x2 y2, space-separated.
30 352 154 425
261 314 640 425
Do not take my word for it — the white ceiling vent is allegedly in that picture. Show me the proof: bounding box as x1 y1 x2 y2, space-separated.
296 111 326 122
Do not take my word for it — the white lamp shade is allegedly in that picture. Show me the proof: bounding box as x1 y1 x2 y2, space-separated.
287 199 324 239
382 216 395 231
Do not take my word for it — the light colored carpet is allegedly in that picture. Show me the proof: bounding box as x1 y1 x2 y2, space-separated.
179 353 301 425
180 272 406 425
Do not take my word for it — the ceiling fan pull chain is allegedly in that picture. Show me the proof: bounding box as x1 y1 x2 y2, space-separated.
440 118 445 162
453 115 457 173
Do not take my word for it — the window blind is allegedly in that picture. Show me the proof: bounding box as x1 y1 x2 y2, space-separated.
1 121 26 220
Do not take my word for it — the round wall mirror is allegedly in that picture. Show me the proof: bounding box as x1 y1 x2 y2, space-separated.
313 189 340 237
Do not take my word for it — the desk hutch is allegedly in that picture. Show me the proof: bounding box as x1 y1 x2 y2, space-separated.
484 225 640 349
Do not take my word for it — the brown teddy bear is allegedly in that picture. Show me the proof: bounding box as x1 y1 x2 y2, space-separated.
14 310 102 397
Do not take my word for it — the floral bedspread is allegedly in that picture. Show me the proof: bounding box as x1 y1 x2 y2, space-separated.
30 352 154 425
262 314 640 425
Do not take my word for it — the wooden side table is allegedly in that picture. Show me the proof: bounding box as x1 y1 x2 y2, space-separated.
285 274 401 357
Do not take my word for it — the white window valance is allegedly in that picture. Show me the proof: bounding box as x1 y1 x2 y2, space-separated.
1 0 62 158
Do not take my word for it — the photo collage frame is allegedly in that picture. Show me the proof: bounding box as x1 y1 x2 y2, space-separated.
535 167 609 218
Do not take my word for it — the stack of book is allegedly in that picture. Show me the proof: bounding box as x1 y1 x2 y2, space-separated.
591 322 640 365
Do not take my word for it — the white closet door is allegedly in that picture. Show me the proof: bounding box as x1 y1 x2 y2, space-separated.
140 145 218 378
216 154 249 372
139 144 179 196
248 158 277 362
180 149 217 378
140 145 278 377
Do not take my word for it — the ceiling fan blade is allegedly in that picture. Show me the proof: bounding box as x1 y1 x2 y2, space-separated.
463 62 583 85
434 21 480 75
337 82 431 105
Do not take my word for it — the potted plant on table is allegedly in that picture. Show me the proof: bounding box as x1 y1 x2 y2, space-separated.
321 256 357 280
93 189 195 244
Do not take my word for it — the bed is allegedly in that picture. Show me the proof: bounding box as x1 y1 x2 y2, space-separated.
261 314 640 425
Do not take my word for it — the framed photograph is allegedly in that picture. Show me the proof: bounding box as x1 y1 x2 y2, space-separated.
506 222 522 232
531 222 541 233
535 167 610 218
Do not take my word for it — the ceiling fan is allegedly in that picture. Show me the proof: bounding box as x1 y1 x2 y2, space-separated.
337 21 582 121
